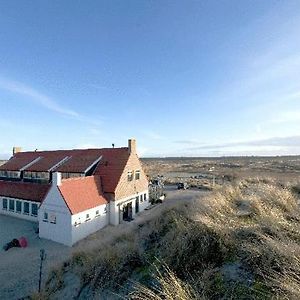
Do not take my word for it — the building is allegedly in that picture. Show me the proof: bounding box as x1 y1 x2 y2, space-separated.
0 139 149 246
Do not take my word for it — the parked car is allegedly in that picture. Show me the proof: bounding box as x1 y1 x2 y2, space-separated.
177 182 189 190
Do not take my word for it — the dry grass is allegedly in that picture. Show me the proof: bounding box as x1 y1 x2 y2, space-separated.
40 178 300 299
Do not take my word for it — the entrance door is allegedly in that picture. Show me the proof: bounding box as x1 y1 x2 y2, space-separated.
135 196 139 213
123 202 133 221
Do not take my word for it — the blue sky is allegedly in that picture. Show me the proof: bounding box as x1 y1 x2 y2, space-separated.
0 0 300 158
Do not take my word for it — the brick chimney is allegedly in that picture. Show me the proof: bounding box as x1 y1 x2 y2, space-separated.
128 139 136 154
52 172 62 186
13 147 22 156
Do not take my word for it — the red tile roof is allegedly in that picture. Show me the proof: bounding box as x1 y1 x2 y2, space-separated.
94 148 130 193
55 150 102 173
26 152 70 172
58 176 108 215
0 153 40 171
0 147 131 195
0 180 50 202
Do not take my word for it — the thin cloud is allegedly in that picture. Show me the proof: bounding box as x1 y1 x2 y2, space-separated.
0 77 79 117
187 136 300 151
173 139 200 145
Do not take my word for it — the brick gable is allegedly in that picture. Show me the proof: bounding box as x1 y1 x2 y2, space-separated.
114 153 148 200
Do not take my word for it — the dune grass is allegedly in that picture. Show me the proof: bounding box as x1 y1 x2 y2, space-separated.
41 179 300 299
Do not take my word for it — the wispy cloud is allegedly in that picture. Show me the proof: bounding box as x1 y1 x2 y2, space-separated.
186 136 300 151
0 77 79 117
173 139 200 145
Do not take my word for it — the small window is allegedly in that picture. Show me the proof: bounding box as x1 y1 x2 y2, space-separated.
16 201 22 213
23 202 30 214
50 215 56 224
95 210 100 217
140 195 143 202
144 193 147 201
9 199 15 211
127 171 133 181
43 212 48 222
104 205 107 214
2 198 7 210
135 170 141 180
75 217 81 227
31 203 38 216
86 214 90 221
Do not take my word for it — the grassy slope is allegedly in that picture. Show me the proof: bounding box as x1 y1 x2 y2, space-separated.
36 179 300 299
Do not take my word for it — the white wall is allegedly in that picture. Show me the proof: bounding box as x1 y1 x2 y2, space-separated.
0 196 39 222
110 189 149 226
71 203 109 245
38 186 72 246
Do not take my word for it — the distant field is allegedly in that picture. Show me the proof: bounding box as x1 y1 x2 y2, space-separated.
141 156 300 187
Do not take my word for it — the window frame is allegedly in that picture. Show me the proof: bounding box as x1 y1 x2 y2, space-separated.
31 203 38 217
9 199 15 211
135 170 141 180
43 212 48 222
127 171 133 181
23 202 30 215
16 200 22 213
2 198 7 210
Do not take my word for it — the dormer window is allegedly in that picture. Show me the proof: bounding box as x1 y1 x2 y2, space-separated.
0 170 20 178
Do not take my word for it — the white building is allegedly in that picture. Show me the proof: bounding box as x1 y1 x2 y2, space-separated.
0 139 149 246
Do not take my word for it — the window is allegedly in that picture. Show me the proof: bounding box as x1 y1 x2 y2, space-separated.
2 198 7 210
43 212 48 222
75 217 81 227
135 170 141 180
86 214 90 221
140 195 143 202
16 201 22 213
0 171 20 178
104 205 107 214
144 194 147 201
23 202 30 214
9 199 15 211
31 203 38 217
127 171 133 181
95 210 100 217
50 214 56 224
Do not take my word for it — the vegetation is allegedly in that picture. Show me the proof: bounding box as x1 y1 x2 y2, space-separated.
40 179 300 299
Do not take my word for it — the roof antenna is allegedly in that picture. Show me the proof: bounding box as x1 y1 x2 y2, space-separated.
112 143 115 148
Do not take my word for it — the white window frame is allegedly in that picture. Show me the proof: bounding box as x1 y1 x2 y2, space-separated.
23 202 30 215
135 170 141 180
9 199 15 211
2 198 7 210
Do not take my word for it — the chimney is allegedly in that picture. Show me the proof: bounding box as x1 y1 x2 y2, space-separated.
128 138 136 154
13 147 22 156
52 172 62 186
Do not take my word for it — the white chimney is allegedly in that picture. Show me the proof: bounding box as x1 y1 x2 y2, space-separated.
128 138 136 154
52 172 62 186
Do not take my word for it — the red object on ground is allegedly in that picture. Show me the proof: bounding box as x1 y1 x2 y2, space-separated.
19 237 28 248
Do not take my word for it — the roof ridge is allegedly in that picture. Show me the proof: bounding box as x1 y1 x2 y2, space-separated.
61 175 100 183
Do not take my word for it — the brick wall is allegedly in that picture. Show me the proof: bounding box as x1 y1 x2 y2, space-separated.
114 153 148 200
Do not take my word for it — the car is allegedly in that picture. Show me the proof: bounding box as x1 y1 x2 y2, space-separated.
177 182 189 190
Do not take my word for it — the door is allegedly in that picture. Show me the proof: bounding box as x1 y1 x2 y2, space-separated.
135 196 139 213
